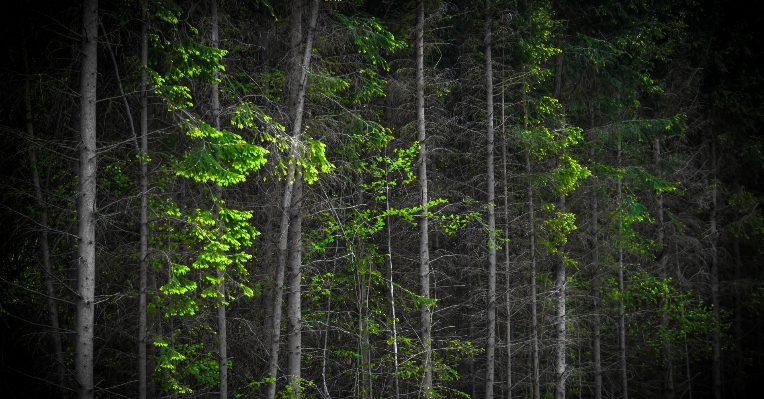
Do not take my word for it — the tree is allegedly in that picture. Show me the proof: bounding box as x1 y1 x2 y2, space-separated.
75 1 98 397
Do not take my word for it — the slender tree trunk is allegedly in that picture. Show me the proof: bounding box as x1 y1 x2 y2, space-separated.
416 1 433 396
617 137 628 399
287 173 304 398
381 101 400 398
554 194 567 399
553 52 566 399
501 63 512 399
76 1 98 398
589 150 602 399
266 1 319 398
709 141 721 399
676 241 693 399
24 48 67 399
733 236 744 398
138 3 149 398
525 84 540 399
386 159 400 399
470 316 477 399
655 138 673 399
209 2 228 397
484 1 497 397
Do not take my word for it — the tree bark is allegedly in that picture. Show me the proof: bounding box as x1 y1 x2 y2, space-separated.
618 137 628 399
209 2 228 397
501 61 512 399
655 138 673 399
266 1 319 398
76 1 98 398
589 147 602 399
525 84 540 399
709 141 721 399
554 194 567 399
416 1 433 396
138 2 149 398
287 172 304 398
553 52 567 399
24 47 67 399
484 1 497 397
733 235 744 399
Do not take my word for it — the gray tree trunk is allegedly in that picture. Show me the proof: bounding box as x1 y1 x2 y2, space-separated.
553 53 567 399
416 1 433 396
266 1 320 398
24 48 67 399
733 236 744 398
655 138 674 399
501 66 512 399
709 141 721 399
525 97 540 399
484 1 497 397
554 194 567 399
589 147 602 399
287 173 304 398
209 2 228 397
76 1 98 398
138 3 149 398
617 138 628 399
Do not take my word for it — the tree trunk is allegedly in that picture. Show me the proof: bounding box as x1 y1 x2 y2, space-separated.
76 1 98 398
138 3 149 398
384 128 400 399
24 47 67 399
589 149 602 399
484 1 497 397
553 52 567 399
525 97 540 399
416 1 433 396
655 138 673 399
287 173 304 398
554 194 567 399
266 1 319 398
209 2 228 397
709 141 721 399
618 137 628 399
733 236 744 399
501 61 512 399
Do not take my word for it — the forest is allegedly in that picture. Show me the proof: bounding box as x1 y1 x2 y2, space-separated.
0 0 763 398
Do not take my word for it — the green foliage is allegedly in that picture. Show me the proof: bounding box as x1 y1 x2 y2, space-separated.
150 38 227 109
177 119 269 187
335 12 406 71
619 272 716 364
299 136 335 184
153 332 222 394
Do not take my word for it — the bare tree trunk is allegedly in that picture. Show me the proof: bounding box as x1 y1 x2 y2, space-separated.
676 241 693 399
266 1 319 398
138 3 149 398
384 134 400 399
655 138 673 399
24 47 67 399
733 236 744 399
416 1 433 396
617 137 628 399
501 63 512 399
287 173 304 398
709 141 721 399
76 1 98 398
553 52 566 399
525 87 540 399
589 148 602 399
484 1 497 397
209 2 228 397
554 193 567 399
